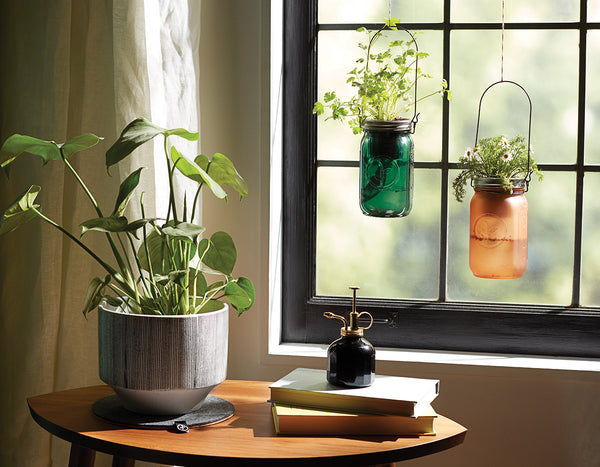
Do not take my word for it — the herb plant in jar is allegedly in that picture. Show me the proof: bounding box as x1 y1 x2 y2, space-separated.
453 135 542 279
313 18 450 218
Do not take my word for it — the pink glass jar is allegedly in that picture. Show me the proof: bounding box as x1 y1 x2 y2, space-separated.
469 177 528 279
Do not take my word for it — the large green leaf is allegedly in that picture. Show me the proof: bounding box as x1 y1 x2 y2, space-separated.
112 167 143 217
164 128 199 141
199 231 236 275
80 216 128 235
1 135 61 173
1 133 101 175
171 146 226 199
106 118 166 168
106 118 201 169
162 221 205 241
206 153 248 198
189 268 208 296
224 277 255 316
137 229 171 275
163 269 190 287
0 185 41 235
60 133 102 158
82 275 111 318
194 299 226 314
123 218 156 232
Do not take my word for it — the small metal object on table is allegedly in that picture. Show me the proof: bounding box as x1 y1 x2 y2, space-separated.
27 380 467 466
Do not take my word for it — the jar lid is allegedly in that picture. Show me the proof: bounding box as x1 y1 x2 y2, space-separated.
362 119 412 132
473 177 527 191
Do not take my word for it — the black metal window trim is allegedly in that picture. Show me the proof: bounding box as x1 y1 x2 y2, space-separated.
281 0 600 358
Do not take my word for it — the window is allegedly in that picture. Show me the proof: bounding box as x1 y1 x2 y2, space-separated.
281 0 600 358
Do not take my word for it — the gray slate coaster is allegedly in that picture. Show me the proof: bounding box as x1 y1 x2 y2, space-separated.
92 394 234 429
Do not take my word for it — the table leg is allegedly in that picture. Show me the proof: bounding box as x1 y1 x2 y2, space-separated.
68 444 96 467
112 456 135 467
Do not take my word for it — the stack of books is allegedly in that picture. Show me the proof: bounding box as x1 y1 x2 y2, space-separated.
268 368 440 436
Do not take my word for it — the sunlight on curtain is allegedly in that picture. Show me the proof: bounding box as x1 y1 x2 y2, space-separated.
0 1 200 465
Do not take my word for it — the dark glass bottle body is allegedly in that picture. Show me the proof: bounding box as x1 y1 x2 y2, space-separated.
359 119 414 217
327 335 375 388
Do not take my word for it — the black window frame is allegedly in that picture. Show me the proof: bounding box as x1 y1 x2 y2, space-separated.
281 0 600 358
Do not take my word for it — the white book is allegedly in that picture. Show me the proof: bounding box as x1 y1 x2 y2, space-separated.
269 368 439 417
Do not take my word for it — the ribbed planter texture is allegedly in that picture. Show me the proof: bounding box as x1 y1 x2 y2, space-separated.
98 302 228 415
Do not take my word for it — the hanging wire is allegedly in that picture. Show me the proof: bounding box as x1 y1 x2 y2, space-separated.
501 0 505 81
385 0 420 132
472 0 533 188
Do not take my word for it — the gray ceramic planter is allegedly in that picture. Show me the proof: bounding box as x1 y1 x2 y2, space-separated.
98 301 228 415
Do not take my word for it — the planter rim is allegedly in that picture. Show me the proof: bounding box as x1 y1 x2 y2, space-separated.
99 300 228 318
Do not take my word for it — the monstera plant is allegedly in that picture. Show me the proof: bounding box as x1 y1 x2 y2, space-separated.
0 118 255 317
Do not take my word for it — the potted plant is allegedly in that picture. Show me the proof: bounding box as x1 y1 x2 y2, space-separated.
452 135 543 279
0 118 254 415
313 17 451 218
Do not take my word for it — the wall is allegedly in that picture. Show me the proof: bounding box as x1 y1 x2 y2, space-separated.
200 1 600 466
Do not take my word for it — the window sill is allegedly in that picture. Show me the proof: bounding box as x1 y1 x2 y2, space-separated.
268 342 600 373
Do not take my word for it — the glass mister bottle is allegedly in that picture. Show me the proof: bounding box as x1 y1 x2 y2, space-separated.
323 287 375 388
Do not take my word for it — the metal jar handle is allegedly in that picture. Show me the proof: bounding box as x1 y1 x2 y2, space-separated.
474 80 533 187
369 23 421 133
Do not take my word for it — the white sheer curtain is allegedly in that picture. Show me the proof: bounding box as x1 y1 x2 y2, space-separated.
0 1 200 465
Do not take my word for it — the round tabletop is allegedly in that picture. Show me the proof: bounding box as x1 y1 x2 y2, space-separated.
27 380 466 466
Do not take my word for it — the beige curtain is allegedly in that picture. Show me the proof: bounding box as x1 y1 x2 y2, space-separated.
0 1 200 465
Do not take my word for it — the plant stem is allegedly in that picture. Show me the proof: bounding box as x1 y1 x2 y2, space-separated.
191 185 202 223
35 209 112 272
60 149 134 287
164 136 178 222
124 233 144 302
139 195 159 298
197 280 227 311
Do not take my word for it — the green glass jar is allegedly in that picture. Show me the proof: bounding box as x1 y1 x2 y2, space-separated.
359 119 414 217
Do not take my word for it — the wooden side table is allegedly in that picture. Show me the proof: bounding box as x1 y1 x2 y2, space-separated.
27 380 466 466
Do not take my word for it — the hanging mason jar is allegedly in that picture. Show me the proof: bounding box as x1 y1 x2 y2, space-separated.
359 119 414 217
469 177 528 279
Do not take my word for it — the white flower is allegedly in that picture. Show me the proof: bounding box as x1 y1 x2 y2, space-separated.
464 147 473 158
502 152 513 161
500 137 509 147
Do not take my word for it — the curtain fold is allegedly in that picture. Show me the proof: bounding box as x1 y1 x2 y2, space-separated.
0 1 201 465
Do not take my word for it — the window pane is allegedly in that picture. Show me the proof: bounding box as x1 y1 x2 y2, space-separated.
319 0 443 24
317 30 444 162
588 0 600 22
316 167 441 299
449 29 578 164
581 173 600 305
447 171 574 305
317 30 362 161
451 0 578 22
586 31 600 164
